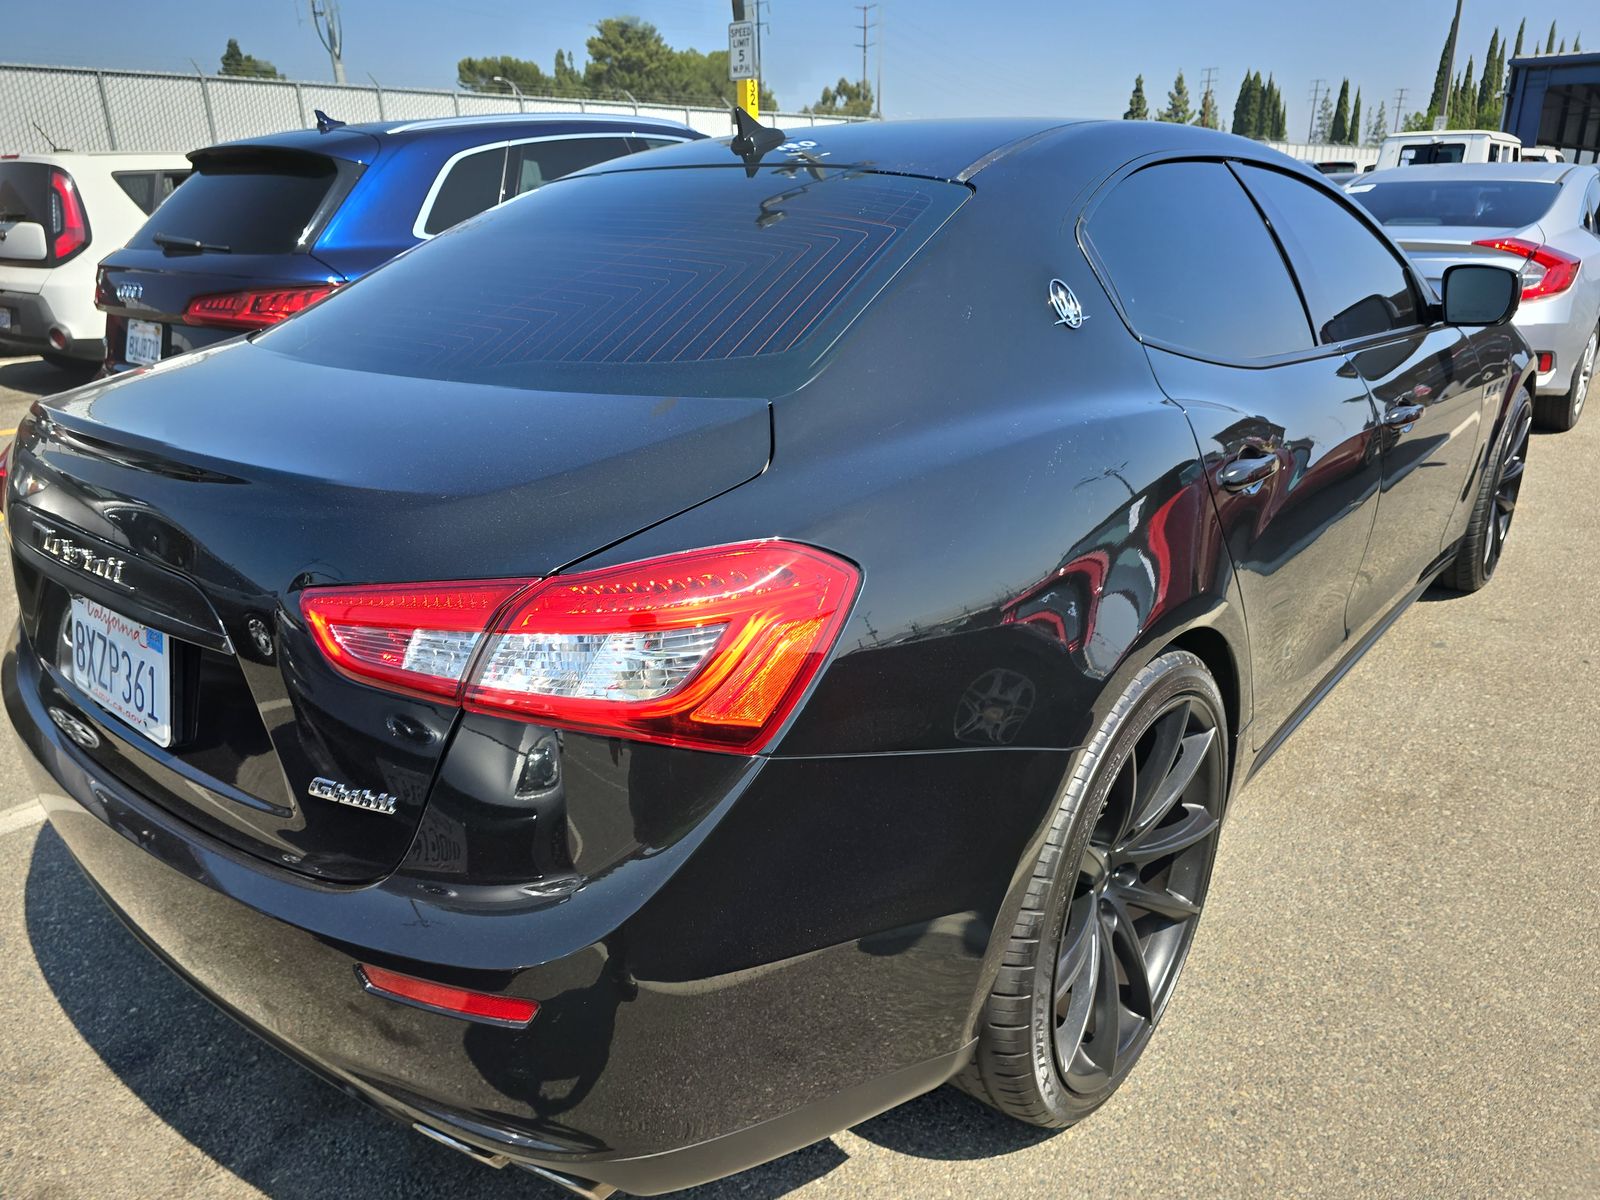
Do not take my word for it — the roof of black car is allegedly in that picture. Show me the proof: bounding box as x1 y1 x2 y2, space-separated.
579 117 1087 182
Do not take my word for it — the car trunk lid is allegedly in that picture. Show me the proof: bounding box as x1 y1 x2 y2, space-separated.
10 340 771 881
1388 223 1546 291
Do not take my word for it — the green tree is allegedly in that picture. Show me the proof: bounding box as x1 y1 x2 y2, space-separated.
1230 69 1255 135
1559 39 1567 54
1477 29 1500 121
1124 74 1149 120
1314 91 1334 142
1402 109 1434 132
1512 18 1525 59
1196 83 1220 129
1330 78 1351 143
1427 5 1462 121
1575 34 1583 52
552 50 585 97
1349 90 1362 147
805 78 874 117
219 38 282 79
1546 21 1557 54
1264 74 1285 139
582 17 677 99
1368 101 1387 144
457 54 552 93
1159 70 1193 123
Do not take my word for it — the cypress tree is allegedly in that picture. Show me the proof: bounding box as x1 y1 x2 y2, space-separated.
1231 69 1252 135
1330 79 1351 143
1478 30 1499 120
1124 74 1149 120
1428 6 1462 119
1251 71 1267 137
1349 90 1362 147
1512 18 1525 59
1546 22 1557 55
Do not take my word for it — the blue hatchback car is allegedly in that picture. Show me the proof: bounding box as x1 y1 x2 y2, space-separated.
95 112 703 372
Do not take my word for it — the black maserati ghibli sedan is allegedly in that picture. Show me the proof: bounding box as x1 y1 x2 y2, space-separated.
3 118 1532 1195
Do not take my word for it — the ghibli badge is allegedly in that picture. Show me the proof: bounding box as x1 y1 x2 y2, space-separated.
308 776 398 816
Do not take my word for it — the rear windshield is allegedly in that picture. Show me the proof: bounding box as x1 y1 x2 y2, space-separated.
1398 143 1467 165
262 165 969 395
1350 180 1560 228
128 153 340 254
0 162 48 224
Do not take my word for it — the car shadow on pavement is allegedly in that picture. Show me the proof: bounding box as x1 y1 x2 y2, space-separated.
23 826 844 1200
848 1083 1062 1159
0 355 96 399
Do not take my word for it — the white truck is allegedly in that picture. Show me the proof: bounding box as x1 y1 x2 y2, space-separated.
1373 129 1526 170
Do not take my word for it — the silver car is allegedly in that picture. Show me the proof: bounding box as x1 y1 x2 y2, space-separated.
1349 163 1600 430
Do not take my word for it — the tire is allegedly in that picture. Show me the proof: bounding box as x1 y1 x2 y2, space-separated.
1441 389 1532 594
957 650 1228 1127
1533 323 1596 433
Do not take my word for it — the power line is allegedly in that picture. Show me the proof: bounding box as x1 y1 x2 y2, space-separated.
1306 78 1326 142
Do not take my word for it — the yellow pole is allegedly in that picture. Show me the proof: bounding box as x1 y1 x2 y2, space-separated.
738 77 758 120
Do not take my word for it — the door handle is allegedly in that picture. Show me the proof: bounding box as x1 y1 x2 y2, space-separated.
1382 403 1425 429
1218 452 1280 493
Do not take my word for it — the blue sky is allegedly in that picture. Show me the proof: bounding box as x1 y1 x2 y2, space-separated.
4 1 1592 135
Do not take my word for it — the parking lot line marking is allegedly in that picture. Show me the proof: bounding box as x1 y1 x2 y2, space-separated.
0 429 15 436
0 800 44 837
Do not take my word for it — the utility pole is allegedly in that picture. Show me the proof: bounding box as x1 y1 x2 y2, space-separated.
1306 78 1326 142
1392 86 1409 131
1200 66 1218 128
876 4 884 118
855 4 877 98
310 0 346 85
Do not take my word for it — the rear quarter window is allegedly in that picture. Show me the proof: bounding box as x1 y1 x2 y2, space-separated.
265 165 970 396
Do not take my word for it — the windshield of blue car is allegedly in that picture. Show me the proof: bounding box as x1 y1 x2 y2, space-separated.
260 164 970 396
1350 180 1561 228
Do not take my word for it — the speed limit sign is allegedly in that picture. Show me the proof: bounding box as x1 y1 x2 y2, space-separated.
728 20 758 80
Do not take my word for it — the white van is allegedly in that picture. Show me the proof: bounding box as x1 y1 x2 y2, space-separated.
1374 129 1525 170
0 151 191 368
1521 145 1567 163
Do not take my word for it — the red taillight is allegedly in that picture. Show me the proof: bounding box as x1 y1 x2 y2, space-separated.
48 168 88 260
1472 237 1581 300
357 964 539 1026
302 579 525 700
299 541 860 753
184 284 337 330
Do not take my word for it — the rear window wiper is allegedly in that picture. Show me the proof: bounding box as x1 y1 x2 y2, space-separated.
153 231 232 254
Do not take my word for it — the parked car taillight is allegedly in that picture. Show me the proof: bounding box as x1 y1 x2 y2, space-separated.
1472 237 1581 301
184 283 337 330
47 168 88 260
300 541 860 752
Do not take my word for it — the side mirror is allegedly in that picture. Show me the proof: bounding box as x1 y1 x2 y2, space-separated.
1441 264 1520 327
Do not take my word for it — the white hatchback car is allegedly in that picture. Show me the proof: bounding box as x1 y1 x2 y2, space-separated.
0 152 190 368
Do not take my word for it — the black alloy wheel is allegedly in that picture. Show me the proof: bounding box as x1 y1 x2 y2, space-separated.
959 650 1228 1126
1445 392 1532 593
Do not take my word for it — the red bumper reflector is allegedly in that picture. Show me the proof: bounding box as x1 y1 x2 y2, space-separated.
1538 352 1554 374
357 964 539 1027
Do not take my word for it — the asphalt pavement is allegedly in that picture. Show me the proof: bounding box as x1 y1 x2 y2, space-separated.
0 352 1595 1199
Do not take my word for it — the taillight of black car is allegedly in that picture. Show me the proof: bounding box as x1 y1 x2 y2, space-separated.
185 283 338 330
300 541 860 753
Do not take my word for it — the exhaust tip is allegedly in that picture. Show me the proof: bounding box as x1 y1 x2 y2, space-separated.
47 326 69 351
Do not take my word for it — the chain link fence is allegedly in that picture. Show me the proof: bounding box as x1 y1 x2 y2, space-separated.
0 62 851 155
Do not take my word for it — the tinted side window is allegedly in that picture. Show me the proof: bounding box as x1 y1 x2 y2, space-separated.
422 146 507 235
1086 161 1312 362
113 170 191 216
1238 164 1419 344
505 136 634 198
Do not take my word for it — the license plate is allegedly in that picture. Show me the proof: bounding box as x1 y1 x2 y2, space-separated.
0 308 11 331
68 597 173 747
126 318 162 366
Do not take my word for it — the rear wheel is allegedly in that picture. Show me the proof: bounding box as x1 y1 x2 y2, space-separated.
1442 391 1532 593
958 650 1227 1127
1534 323 1596 432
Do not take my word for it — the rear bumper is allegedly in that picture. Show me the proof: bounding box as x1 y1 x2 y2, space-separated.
0 288 104 361
4 619 1006 1193
1514 295 1592 395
